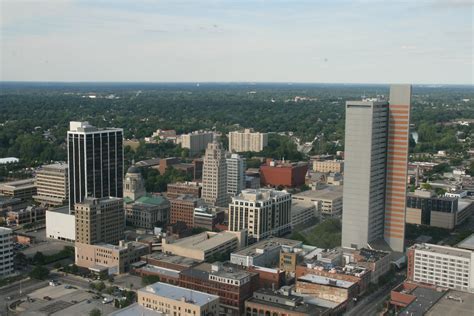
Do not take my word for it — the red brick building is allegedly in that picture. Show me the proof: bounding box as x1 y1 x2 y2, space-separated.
169 195 202 228
179 262 259 316
167 182 202 199
260 159 308 187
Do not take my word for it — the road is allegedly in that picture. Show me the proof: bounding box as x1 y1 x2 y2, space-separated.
344 274 405 316
0 278 48 314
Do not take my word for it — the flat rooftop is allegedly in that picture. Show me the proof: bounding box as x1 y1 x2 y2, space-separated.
108 303 165 316
298 274 355 289
0 178 36 189
233 188 290 202
247 289 329 315
181 262 256 282
139 265 180 279
399 287 446 316
292 186 343 201
166 231 237 252
138 282 219 306
40 163 68 171
142 253 202 268
456 233 474 251
232 237 302 258
412 243 472 259
426 290 474 316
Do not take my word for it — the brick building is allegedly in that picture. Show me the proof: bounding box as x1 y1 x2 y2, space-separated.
260 159 308 187
167 182 202 199
169 195 203 228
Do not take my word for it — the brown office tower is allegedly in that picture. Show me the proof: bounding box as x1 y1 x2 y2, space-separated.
75 197 125 245
384 85 411 252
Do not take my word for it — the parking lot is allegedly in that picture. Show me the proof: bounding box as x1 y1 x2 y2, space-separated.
21 228 73 257
14 282 117 316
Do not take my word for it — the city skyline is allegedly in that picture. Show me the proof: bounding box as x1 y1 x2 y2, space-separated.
1 0 472 84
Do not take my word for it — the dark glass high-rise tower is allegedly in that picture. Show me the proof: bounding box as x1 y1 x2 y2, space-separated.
68 121 124 212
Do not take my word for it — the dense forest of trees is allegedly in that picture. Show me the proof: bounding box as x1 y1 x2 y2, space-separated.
1 83 473 169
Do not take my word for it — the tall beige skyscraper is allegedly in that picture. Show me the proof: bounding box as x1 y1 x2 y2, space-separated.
228 129 268 152
201 142 228 207
342 85 411 253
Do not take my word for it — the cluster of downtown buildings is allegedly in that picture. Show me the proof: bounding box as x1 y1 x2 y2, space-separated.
1 84 474 315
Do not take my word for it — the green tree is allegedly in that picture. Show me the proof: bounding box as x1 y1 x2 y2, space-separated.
32 251 46 265
142 275 161 285
29 265 49 280
89 308 101 316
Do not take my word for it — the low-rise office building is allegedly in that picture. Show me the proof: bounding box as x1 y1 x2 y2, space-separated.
163 230 245 261
33 163 68 206
292 186 343 217
0 178 36 200
313 160 344 174
75 240 150 274
167 182 202 199
407 243 474 293
170 195 203 229
179 262 259 316
138 282 220 316
229 189 292 241
0 196 27 216
342 248 391 283
7 205 45 226
230 237 303 267
292 201 318 227
245 288 331 316
193 205 225 231
295 274 357 304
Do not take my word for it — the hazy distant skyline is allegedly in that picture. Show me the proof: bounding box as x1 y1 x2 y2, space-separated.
1 0 473 84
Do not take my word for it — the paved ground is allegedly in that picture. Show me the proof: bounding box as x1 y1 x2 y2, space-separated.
23 239 72 257
0 278 48 314
113 274 142 290
13 280 117 316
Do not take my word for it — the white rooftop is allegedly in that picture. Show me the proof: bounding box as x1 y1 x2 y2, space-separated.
457 234 474 251
108 303 165 316
298 274 355 289
139 282 219 306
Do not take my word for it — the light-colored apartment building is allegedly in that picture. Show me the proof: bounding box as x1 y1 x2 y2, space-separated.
407 243 474 293
163 231 245 261
33 163 68 206
75 240 150 274
201 142 228 207
228 129 268 153
227 153 246 197
178 131 214 155
313 160 344 173
138 282 220 316
0 227 14 277
229 189 292 241
75 197 125 245
342 85 411 252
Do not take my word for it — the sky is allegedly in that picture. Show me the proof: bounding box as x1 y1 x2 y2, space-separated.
1 0 473 84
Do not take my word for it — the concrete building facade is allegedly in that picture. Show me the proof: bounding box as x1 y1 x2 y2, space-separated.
178 131 214 155
46 206 76 242
123 166 146 201
407 243 474 293
227 153 246 197
0 178 36 200
125 195 170 229
229 189 292 241
313 160 344 173
75 240 150 274
228 129 268 153
342 85 411 252
68 121 123 212
0 227 14 277
33 163 68 206
201 142 228 207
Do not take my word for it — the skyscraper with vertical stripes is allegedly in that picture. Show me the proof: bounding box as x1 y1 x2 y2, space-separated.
68 121 124 212
342 85 411 252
